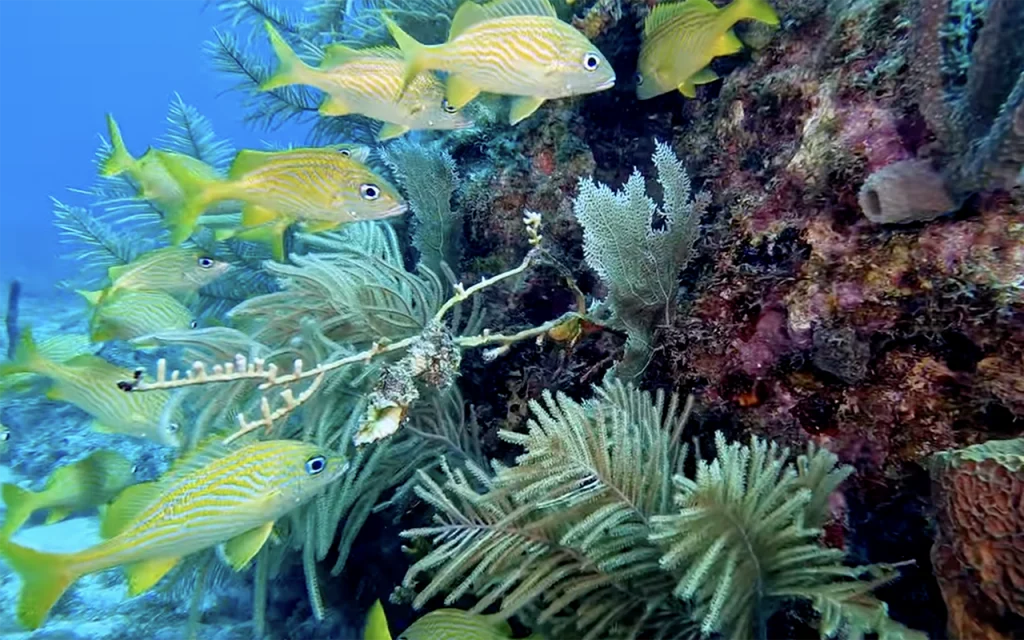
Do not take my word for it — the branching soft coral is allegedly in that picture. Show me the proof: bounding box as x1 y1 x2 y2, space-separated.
401 382 925 640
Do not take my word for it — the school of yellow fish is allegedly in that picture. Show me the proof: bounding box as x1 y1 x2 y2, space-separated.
0 0 780 634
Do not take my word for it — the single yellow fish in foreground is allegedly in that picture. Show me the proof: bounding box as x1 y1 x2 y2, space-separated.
0 329 183 447
0 333 94 396
384 0 615 124
162 146 406 259
261 22 472 141
636 0 779 100
0 439 346 630
363 599 544 640
1 450 136 537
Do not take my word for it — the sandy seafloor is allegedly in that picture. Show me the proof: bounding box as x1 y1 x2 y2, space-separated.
0 291 254 640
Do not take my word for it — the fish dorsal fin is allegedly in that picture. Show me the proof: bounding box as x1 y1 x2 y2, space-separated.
107 264 131 282
161 433 236 482
218 521 275 571
644 0 717 37
320 43 360 68
449 0 556 39
321 44 403 68
101 481 161 538
228 150 278 180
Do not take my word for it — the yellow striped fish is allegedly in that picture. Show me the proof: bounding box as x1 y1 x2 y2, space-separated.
1 450 136 537
0 333 94 396
383 0 615 124
162 146 406 259
636 0 779 100
0 329 183 447
78 246 230 303
363 600 544 640
81 289 196 343
261 23 472 141
0 439 346 630
100 114 227 215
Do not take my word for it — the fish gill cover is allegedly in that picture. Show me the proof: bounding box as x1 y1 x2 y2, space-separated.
0 0 1021 639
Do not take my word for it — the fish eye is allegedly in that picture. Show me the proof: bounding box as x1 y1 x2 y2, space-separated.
0 432 8 441
131 465 138 473
441 98 457 114
197 256 216 269
168 422 180 433
582 52 601 71
360 184 381 201
635 72 644 86
305 455 326 475
190 320 199 329
339 149 351 156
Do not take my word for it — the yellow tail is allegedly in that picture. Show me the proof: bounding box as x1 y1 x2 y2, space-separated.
382 14 433 94
363 599 393 640
0 327 47 379
99 114 136 178
1 484 39 537
0 538 80 630
726 0 780 26
261 21 315 91
159 156 228 245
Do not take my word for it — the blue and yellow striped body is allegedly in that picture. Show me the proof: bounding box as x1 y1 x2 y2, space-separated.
0 439 346 630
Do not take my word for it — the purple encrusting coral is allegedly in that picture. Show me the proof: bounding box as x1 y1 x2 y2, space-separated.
445 0 1022 636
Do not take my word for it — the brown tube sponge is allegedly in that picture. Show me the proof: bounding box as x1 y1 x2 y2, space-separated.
858 159 957 224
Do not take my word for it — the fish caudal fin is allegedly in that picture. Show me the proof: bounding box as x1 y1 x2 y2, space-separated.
382 14 432 94
0 538 80 630
0 484 38 537
160 160 226 246
0 328 46 379
363 600 393 640
99 114 135 178
261 21 315 91
728 0 780 26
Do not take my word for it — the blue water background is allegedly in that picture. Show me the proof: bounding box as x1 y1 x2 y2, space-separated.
0 0 306 298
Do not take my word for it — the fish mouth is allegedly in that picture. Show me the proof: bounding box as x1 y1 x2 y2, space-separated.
388 203 409 216
596 78 616 91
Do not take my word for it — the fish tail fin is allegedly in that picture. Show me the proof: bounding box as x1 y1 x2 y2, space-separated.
382 14 432 93
1 484 38 537
261 21 315 90
729 0 780 26
0 328 46 378
99 114 136 178
0 537 80 630
161 163 225 246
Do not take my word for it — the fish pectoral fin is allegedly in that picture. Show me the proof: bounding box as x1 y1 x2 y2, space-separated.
43 507 73 526
677 80 698 98
715 29 744 56
445 75 482 110
318 94 353 117
509 96 546 125
125 555 180 596
376 122 410 141
689 67 720 86
219 521 275 571
301 220 341 234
